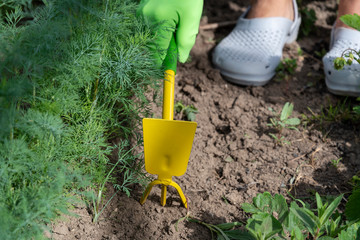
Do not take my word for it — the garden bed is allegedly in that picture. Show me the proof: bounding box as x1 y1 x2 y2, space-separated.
52 0 360 239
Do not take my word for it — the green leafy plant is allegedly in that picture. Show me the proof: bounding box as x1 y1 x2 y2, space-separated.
290 193 344 238
268 102 301 131
353 99 360 116
331 157 342 168
338 222 360 240
341 13 360 31
315 48 327 58
0 0 160 238
344 173 360 223
241 192 359 239
182 191 360 239
268 102 301 145
269 134 291 146
306 99 360 126
275 58 297 82
297 1 317 37
175 101 198 121
350 174 360 188
345 188 360 223
176 213 249 240
242 192 290 239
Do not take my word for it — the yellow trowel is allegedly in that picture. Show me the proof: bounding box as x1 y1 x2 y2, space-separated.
140 37 197 208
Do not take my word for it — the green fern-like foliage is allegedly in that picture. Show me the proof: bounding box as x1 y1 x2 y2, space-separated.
0 0 161 239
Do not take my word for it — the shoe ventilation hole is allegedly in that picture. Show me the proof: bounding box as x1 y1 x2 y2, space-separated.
328 71 332 75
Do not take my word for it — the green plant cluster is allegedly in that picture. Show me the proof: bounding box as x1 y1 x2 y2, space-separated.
296 0 317 37
306 98 360 126
276 58 297 82
186 191 360 239
241 192 360 239
175 101 198 121
268 102 301 145
0 0 160 239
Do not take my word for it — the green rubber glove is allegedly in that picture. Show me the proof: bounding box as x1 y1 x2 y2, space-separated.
137 0 203 70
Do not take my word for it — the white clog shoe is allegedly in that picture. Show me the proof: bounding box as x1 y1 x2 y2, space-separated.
323 27 360 97
212 0 301 86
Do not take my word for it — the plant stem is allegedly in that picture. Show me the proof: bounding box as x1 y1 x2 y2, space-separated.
92 145 136 222
93 189 120 223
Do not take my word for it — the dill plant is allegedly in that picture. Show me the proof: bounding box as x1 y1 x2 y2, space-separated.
0 0 161 238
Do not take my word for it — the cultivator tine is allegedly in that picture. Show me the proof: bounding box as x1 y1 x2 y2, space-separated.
161 185 167 206
140 178 188 208
169 180 188 208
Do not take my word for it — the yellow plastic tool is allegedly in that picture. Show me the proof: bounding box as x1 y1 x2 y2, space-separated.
140 69 197 208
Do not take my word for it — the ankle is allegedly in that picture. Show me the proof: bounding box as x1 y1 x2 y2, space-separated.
335 19 353 29
247 0 294 20
336 0 360 29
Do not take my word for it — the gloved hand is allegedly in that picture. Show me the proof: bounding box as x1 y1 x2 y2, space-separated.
137 0 203 69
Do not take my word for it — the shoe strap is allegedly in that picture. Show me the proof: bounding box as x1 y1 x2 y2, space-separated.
330 27 360 49
238 0 300 35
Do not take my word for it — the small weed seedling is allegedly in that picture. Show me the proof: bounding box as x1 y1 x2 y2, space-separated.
181 191 360 239
353 100 360 116
268 134 291 146
307 98 359 125
268 102 301 145
275 58 297 82
175 101 198 121
345 174 360 226
297 0 317 37
350 174 360 188
331 157 342 168
315 48 328 58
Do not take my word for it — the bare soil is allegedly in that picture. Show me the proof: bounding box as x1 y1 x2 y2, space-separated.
51 0 360 239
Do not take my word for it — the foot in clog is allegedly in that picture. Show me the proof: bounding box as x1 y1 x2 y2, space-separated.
212 0 301 86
